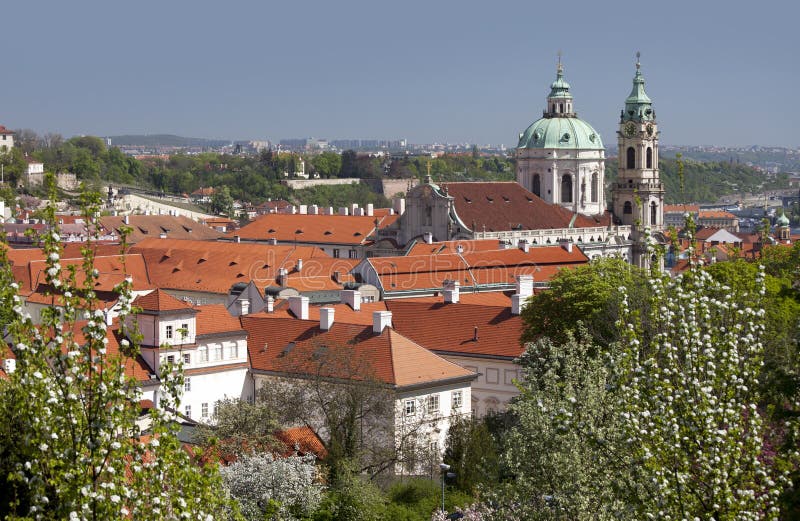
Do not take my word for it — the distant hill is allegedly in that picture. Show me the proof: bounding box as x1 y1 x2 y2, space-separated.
106 134 230 148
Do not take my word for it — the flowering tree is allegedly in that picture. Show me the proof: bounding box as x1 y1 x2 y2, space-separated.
0 183 235 519
220 452 323 521
609 237 798 519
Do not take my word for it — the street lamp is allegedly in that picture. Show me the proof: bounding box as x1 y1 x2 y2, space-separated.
439 463 455 513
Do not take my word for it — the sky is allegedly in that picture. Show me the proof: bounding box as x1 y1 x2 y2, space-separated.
1 0 798 148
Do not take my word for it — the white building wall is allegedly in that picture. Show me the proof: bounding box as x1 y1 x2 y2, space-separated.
180 367 251 422
441 355 520 417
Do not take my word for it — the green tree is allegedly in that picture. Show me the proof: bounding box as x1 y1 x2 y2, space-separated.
442 416 499 495
193 394 280 457
211 185 235 216
0 180 236 519
311 152 343 178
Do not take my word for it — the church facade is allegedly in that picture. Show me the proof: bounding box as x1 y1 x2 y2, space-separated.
375 57 664 267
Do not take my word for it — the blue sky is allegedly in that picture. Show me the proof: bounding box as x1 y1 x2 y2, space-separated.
2 0 797 147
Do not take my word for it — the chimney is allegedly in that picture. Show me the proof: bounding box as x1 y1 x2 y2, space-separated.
299 205 308 215
338 207 348 216
512 294 527 315
296 258 303 272
309 205 319 215
373 310 392 334
424 232 433 244
290 205 298 214
105 310 114 326
320 307 335 331
288 295 309 320
277 267 288 286
327 207 334 215
234 235 241 243
516 274 534 300
341 289 361 311
561 240 573 253
124 214 129 225
443 280 460 304
265 296 275 313
366 203 374 217
2 358 15 375
456 244 464 254
473 326 479 341
159 232 167 239
350 203 359 215
519 240 530 253
393 197 406 215
237 298 250 316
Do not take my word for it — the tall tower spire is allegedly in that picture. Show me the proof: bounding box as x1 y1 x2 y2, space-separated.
612 54 665 268
545 53 574 117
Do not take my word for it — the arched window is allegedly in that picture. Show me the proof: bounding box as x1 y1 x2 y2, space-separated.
425 205 432 226
532 174 541 197
591 173 598 202
626 147 636 169
650 202 657 225
561 175 573 203
646 147 653 168
623 201 633 214
559 103 563 113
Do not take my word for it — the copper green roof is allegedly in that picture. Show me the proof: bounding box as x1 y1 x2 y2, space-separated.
548 63 572 99
517 116 603 150
622 56 654 122
776 211 790 227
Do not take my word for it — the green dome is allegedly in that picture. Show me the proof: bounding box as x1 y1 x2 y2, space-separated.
776 212 790 227
518 116 603 150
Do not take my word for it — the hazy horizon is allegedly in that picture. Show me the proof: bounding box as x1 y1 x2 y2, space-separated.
2 0 798 148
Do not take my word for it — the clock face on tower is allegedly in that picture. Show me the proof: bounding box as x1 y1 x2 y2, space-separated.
624 122 636 137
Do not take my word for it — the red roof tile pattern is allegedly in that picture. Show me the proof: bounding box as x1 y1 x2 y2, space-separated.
133 289 194 312
275 426 327 458
440 182 609 232
194 304 245 336
259 300 389 326
406 239 509 256
0 125 13 135
130 238 329 294
242 315 474 388
25 254 153 294
365 245 588 292
230 213 395 245
698 210 737 220
100 215 223 243
664 204 700 214
386 300 524 359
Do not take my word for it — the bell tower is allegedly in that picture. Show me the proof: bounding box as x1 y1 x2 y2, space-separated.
612 53 664 267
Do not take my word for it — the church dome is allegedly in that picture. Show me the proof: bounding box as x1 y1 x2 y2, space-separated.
517 116 603 150
776 212 790 227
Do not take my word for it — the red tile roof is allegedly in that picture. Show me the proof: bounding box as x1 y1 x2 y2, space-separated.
698 210 737 220
275 426 327 458
130 238 329 294
133 289 194 313
0 125 13 135
406 239 509 256
229 213 396 245
100 215 223 243
386 300 524 359
664 204 700 214
242 314 475 388
441 182 609 232
194 304 245 336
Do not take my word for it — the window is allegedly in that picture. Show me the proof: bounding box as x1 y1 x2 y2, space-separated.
561 175 573 203
626 147 636 169
646 147 653 169
651 202 657 225
212 344 222 361
425 205 433 226
183 353 190 365
348 250 358 259
591 173 599 203
198 346 208 362
230 343 238 359
201 403 209 418
404 399 416 416
181 323 189 339
452 391 463 410
532 174 541 197
165 325 173 339
184 377 191 391
166 355 175 364
332 249 340 258
623 201 633 214
427 394 440 413
185 405 191 417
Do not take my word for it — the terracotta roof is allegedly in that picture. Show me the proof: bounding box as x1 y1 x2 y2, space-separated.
365 245 588 292
255 200 291 211
664 204 700 214
262 258 361 292
259 300 389 325
100 215 223 243
194 304 245 336
275 426 327 458
69 320 156 382
229 213 395 245
386 300 525 359
440 182 608 232
130 238 329 294
242 314 475 388
191 187 215 196
0 125 13 135
133 289 194 313
698 210 737 220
